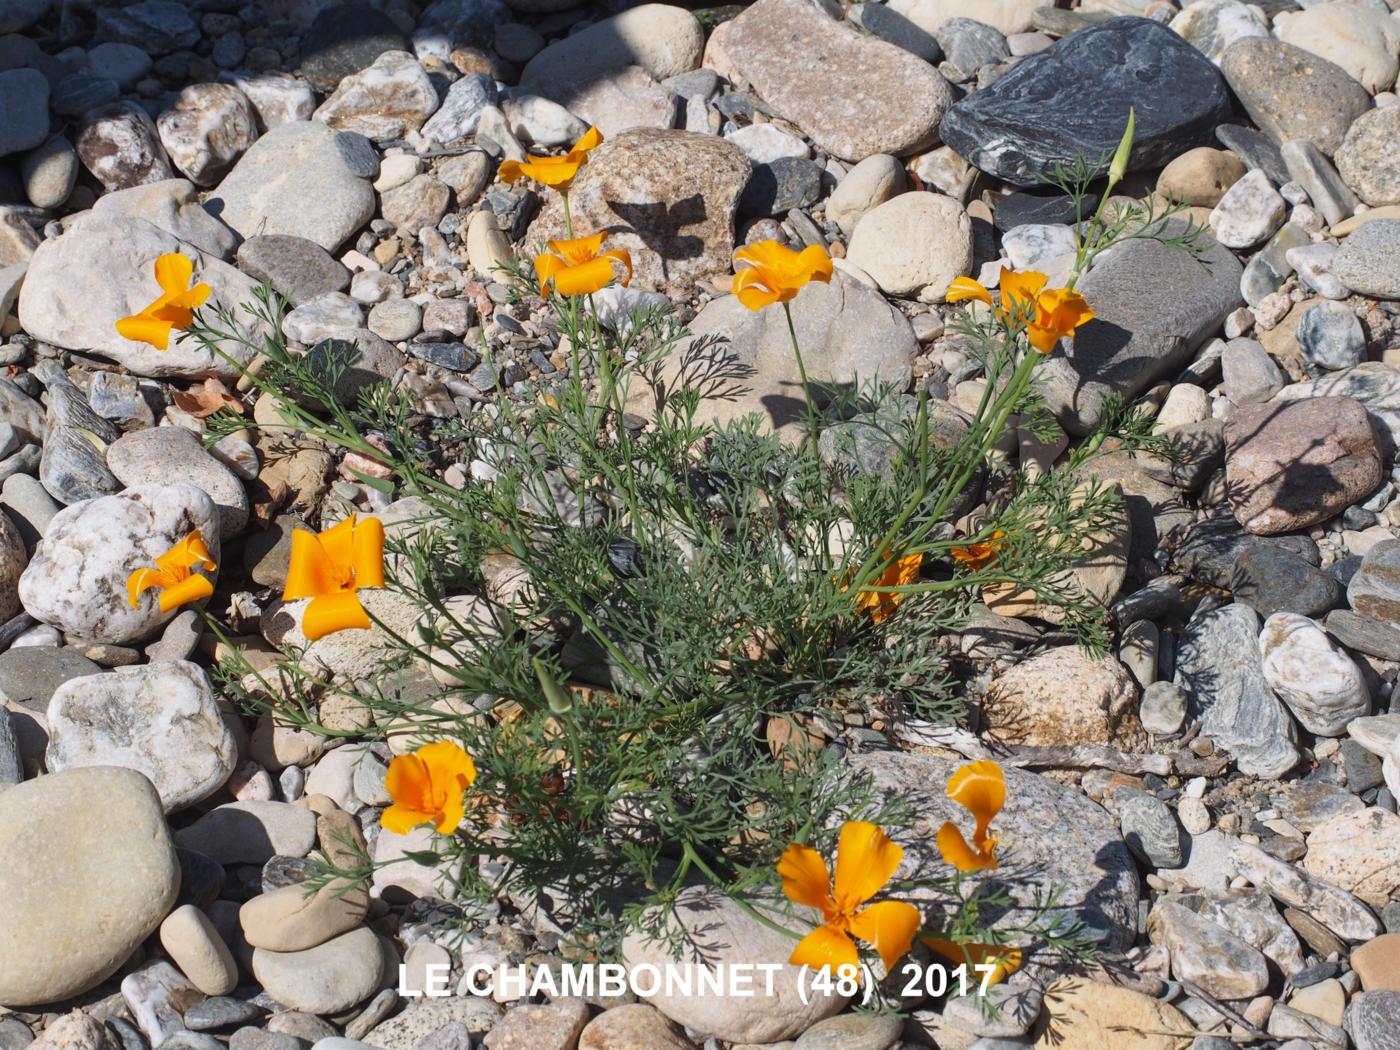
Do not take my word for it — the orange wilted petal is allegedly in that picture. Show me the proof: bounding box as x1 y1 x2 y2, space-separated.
833 820 905 910
498 127 602 192
117 253 209 350
284 516 385 640
951 531 1007 570
948 760 1005 847
848 900 922 973
157 573 214 613
947 276 993 305
552 256 616 296
998 270 1049 316
154 252 194 294
116 313 174 350
127 567 166 608
936 822 997 872
126 530 218 612
571 126 603 154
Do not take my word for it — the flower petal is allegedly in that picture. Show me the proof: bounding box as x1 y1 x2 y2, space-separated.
998 270 1049 314
351 515 385 589
793 244 834 285
302 590 371 640
157 573 214 614
1025 324 1062 354
600 248 632 288
946 277 993 306
498 160 525 183
789 923 860 976
535 252 567 296
552 257 616 297
920 937 1023 985
947 760 1004 847
116 313 173 350
283 528 339 600
380 802 434 835
936 822 997 872
734 239 796 273
127 567 167 608
153 252 194 295
733 267 781 311
417 740 477 790
833 820 904 909
848 900 921 973
572 126 603 153
386 752 431 813
777 842 834 913
317 515 358 571
548 231 607 267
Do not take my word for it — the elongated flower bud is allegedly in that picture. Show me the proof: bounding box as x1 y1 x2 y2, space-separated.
1108 107 1135 188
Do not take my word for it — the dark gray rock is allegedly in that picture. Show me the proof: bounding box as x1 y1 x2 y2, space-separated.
31 359 121 505
1175 601 1300 779
1232 545 1344 619
0 69 48 159
157 1034 224 1050
1040 228 1242 434
408 340 478 373
237 235 351 306
173 847 224 910
50 74 119 118
1176 514 1318 589
849 750 1139 949
1351 990 1400 1050
1119 788 1185 868
1298 301 1366 374
857 3 941 63
298 3 410 93
993 186 1098 231
1348 539 1400 622
1216 124 1290 186
939 17 1230 186
334 131 380 179
96 0 199 54
1326 609 1400 661
738 157 822 218
935 17 1008 82
0 1017 34 1050
1219 38 1373 157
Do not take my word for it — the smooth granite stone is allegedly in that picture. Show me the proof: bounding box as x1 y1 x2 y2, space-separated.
1039 227 1242 434
939 17 1231 186
1232 544 1344 619
1175 601 1301 778
1332 220 1400 300
1351 990 1400 1050
1219 37 1373 157
236 235 351 306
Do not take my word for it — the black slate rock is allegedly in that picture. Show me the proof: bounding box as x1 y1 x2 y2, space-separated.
1216 124 1290 187
1231 544 1343 619
993 186 1100 231
939 17 1232 186
739 157 823 218
299 3 409 92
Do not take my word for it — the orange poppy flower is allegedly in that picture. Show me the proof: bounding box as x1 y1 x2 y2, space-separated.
731 240 833 310
115 252 212 350
946 271 1093 353
919 936 1023 986
534 231 633 297
848 551 922 624
951 531 1007 571
126 530 217 613
777 821 922 976
282 515 385 641
382 740 477 835
499 126 603 192
936 761 1005 872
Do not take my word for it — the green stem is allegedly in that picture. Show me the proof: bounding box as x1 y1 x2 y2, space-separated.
562 191 573 240
782 301 821 449
681 843 802 942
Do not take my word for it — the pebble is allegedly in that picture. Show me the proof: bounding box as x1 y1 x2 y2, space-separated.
1157 146 1245 207
1348 540 1400 622
1221 337 1283 404
159 904 238 995
1210 169 1285 249
1231 544 1343 619
237 235 351 306
0 767 179 1006
1148 899 1269 999
1140 680 1187 736
252 926 389 1015
157 83 258 187
1260 612 1370 737
175 800 317 865
1297 300 1366 373
1281 138 1358 228
846 191 971 302
1333 219 1400 300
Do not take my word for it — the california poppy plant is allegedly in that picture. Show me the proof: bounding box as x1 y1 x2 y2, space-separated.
127 530 217 613
732 240 833 311
947 271 1093 353
951 531 1007 571
850 552 922 624
282 515 385 641
499 126 603 192
777 821 921 976
115 252 212 350
920 936 1023 986
382 740 477 835
936 760 1005 872
534 232 632 297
